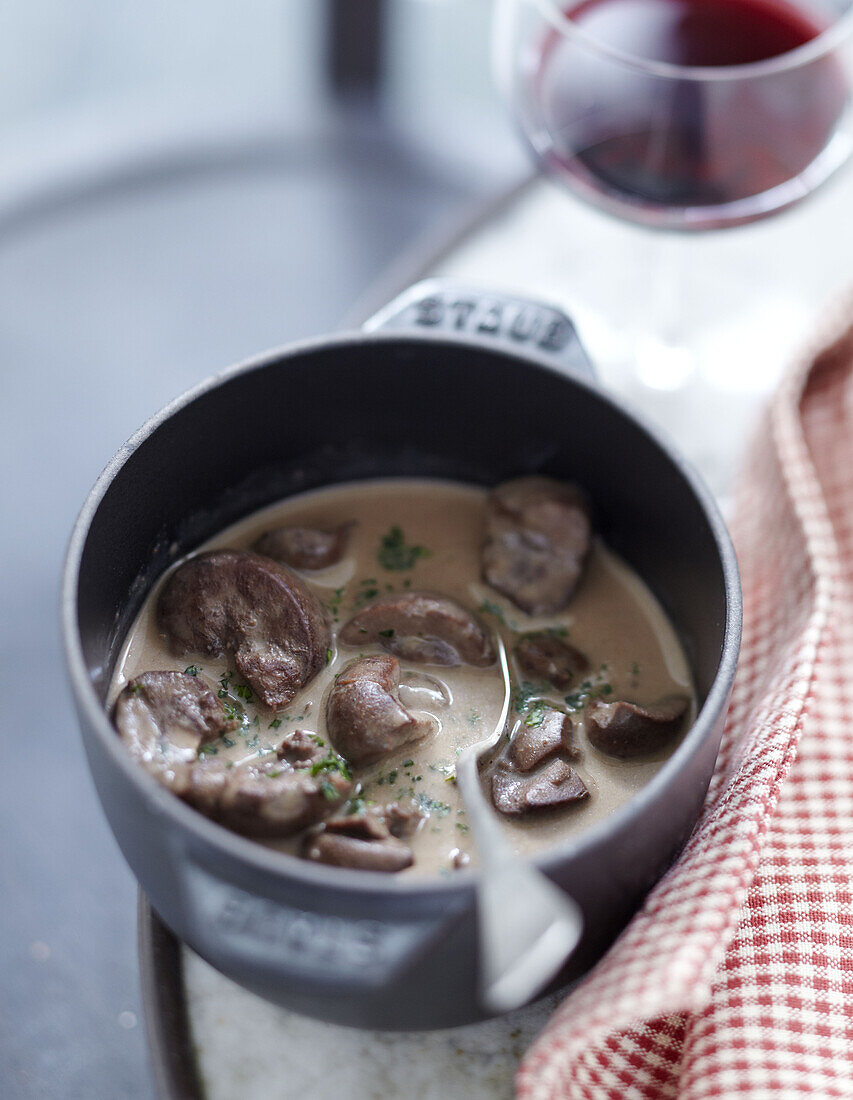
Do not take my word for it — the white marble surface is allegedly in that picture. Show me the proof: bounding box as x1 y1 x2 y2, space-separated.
185 950 562 1100
429 170 853 499
183 169 851 1099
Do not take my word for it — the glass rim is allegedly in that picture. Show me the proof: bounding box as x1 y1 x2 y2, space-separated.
519 0 853 81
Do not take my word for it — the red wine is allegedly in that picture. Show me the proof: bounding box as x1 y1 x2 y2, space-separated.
534 0 848 214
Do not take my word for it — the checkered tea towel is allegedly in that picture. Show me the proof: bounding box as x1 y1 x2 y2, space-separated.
517 298 853 1100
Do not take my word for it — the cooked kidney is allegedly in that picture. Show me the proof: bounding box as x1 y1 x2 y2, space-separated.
110 478 694 875
339 591 496 667
481 477 591 615
158 550 331 709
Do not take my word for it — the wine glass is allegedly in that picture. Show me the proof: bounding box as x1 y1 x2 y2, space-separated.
491 0 853 490
494 0 852 228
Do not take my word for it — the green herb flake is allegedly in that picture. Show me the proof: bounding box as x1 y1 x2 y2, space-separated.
233 682 253 702
325 586 346 621
222 736 236 748
378 629 395 638
512 680 549 713
325 647 333 666
478 599 507 625
416 793 451 817
402 759 414 768
268 718 283 730
198 744 219 757
377 526 431 572
184 665 200 676
523 701 549 728
632 661 641 676
564 676 613 712
221 700 243 723
310 754 353 782
321 781 340 801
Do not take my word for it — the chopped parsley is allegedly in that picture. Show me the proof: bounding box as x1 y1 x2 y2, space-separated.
268 718 282 730
416 793 451 817
512 680 549 713
377 526 430 572
341 793 372 815
310 754 352 781
221 699 243 724
184 665 200 676
325 586 346 621
325 647 334 666
233 682 253 702
478 599 507 625
523 700 550 728
564 678 613 712
378 629 395 638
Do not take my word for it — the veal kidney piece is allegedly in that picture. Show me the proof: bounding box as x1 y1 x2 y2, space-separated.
340 591 496 667
157 550 331 709
482 476 591 615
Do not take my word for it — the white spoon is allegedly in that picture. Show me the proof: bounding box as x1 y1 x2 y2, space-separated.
454 637 584 1013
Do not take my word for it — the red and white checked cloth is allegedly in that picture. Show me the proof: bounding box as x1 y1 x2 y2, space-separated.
517 299 853 1100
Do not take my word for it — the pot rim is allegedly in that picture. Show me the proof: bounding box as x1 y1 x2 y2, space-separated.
61 326 742 900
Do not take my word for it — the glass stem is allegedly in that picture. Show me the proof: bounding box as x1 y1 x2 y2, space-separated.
635 231 698 391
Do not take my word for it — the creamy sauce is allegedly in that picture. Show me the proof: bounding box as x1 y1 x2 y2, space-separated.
110 479 693 876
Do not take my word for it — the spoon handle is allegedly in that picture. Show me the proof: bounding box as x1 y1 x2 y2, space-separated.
455 637 584 1013
456 756 584 1012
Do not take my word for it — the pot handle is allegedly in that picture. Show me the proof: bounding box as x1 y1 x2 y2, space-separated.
363 278 597 383
177 857 470 996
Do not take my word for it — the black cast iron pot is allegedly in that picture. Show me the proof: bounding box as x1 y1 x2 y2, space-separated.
61 281 741 1030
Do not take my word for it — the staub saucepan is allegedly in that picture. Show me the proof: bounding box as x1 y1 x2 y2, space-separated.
61 281 741 1029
